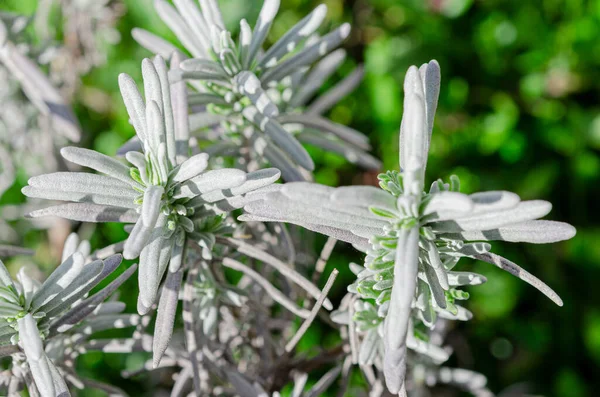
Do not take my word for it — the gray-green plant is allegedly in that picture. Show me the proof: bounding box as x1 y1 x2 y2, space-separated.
131 0 380 181
0 1 579 396
241 60 576 395
0 233 133 397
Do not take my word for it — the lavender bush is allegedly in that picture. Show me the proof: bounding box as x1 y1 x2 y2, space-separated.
0 1 577 396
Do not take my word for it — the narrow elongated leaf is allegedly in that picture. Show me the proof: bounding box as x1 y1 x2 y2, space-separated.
245 0 279 69
174 169 246 198
18 314 55 397
153 267 183 367
307 66 364 115
469 191 520 214
52 264 138 334
119 73 146 141
132 28 183 59
297 132 381 170
170 53 190 164
28 203 139 223
431 200 553 232
474 252 562 306
137 215 171 313
289 49 345 107
61 147 138 187
173 0 211 52
278 113 370 150
384 227 419 394
444 220 576 243
260 23 351 84
154 0 206 58
259 4 327 68
31 252 85 311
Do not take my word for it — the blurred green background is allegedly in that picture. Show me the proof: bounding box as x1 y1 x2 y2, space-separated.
1 0 598 396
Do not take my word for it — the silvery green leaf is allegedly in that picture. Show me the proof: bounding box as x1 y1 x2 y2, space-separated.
52 263 137 334
61 233 79 263
169 237 185 273
418 60 441 156
18 314 55 397
31 252 85 311
278 113 370 150
16 268 37 311
199 0 225 29
43 255 122 320
399 66 427 170
445 220 576 244
235 71 279 117
187 92 228 105
289 49 345 107
469 190 520 214
154 0 205 58
307 65 365 116
422 239 449 290
0 245 34 257
202 169 281 211
137 215 171 313
27 203 139 223
422 191 473 221
431 200 553 232
172 0 211 53
447 271 487 286
124 221 153 261
36 258 104 316
258 137 307 181
474 252 562 306
330 185 397 212
245 0 279 69
437 305 472 321
174 168 246 198
24 173 137 208
60 147 137 187
252 190 386 229
93 301 127 316
296 132 382 170
153 55 177 166
119 73 147 141
359 328 380 365
422 261 447 309
153 266 183 367
222 257 310 318
384 227 419 394
406 333 449 364
259 4 327 68
243 107 314 171
305 365 342 397
222 237 332 310
260 23 351 84
23 187 136 210
47 357 69 397
170 52 190 164
132 27 183 59
199 168 280 203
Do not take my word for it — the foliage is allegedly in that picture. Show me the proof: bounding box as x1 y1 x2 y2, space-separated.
0 0 596 396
